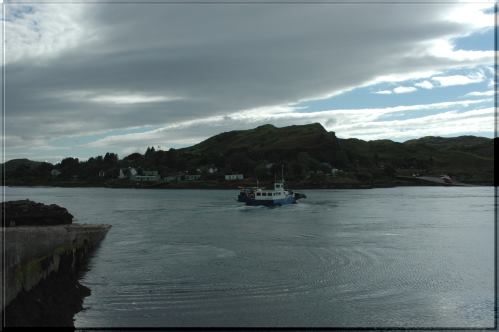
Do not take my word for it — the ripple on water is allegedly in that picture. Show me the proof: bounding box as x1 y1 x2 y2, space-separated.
6 186 491 327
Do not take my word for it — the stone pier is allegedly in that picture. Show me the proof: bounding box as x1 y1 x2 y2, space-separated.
1 223 111 312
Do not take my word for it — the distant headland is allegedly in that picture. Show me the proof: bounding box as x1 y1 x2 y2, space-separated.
1 123 494 188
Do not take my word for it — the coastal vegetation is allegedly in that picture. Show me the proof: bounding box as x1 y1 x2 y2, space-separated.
1 123 494 188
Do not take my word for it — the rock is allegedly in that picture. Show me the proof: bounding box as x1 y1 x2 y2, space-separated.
1 200 74 227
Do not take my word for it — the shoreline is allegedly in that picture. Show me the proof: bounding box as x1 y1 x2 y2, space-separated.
2 181 492 190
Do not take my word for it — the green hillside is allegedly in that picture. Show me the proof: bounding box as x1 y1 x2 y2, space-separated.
1 123 494 186
335 135 494 184
184 123 338 164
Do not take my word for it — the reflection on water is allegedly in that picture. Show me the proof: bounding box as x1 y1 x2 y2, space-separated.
4 186 495 328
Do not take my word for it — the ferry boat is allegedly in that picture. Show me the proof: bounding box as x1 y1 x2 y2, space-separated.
245 181 296 206
237 186 262 202
237 167 306 206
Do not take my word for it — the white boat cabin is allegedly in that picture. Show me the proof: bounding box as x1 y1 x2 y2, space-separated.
253 182 289 200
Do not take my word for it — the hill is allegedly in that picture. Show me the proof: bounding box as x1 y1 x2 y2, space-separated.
2 159 45 172
334 135 494 184
186 123 337 159
180 123 338 176
1 123 494 186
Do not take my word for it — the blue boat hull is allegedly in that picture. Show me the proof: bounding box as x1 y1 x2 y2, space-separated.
245 195 296 206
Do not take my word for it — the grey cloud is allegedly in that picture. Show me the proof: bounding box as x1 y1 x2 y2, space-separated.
5 2 492 157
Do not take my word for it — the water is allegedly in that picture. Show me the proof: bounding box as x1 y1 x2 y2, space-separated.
4 186 495 328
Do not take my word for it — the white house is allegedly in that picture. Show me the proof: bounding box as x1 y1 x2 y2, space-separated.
50 169 61 177
131 170 160 182
119 167 139 180
225 174 244 181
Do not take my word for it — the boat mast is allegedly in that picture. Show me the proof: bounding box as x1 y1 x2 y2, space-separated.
281 164 284 183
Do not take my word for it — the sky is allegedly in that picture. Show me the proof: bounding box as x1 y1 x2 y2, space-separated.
1 0 496 163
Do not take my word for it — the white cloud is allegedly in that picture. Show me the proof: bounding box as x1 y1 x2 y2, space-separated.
4 4 97 64
83 98 492 151
393 86 418 94
5 2 496 161
90 95 178 105
414 80 434 89
374 86 418 95
340 108 494 141
431 72 485 87
465 90 495 97
53 90 182 105
443 3 494 29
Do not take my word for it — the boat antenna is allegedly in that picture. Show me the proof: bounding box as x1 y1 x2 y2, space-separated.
256 178 259 188
281 164 284 183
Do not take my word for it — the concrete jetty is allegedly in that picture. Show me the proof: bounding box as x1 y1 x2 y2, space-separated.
1 223 111 312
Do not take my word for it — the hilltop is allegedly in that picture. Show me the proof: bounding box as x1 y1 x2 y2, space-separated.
185 123 337 162
1 123 494 187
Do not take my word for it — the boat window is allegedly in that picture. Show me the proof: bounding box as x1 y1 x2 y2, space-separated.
256 193 261 196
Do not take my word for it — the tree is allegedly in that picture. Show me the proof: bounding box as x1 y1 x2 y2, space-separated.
145 146 156 160
104 153 118 167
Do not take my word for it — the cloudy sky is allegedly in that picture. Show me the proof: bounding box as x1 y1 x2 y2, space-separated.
2 0 496 163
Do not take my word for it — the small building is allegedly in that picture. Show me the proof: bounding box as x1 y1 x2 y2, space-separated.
331 168 340 177
143 170 159 177
50 169 61 177
225 174 244 181
131 175 160 182
185 174 201 181
98 170 106 177
131 170 160 182
118 167 137 179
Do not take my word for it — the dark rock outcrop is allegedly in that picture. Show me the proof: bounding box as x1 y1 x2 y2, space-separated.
1 200 73 227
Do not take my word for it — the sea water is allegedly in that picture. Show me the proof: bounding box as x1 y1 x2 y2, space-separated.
4 186 495 328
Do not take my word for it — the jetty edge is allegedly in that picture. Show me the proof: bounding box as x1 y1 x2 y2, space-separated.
1 200 111 326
